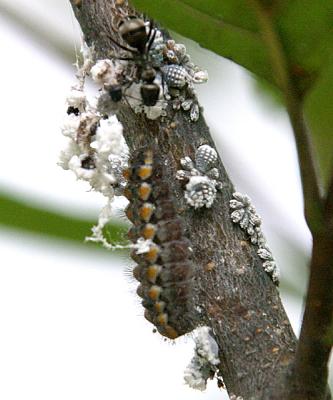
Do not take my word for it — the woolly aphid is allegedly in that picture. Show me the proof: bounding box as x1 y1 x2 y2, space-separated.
176 145 223 209
184 327 220 391
230 192 280 284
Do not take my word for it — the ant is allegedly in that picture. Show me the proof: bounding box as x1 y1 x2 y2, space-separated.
106 16 161 107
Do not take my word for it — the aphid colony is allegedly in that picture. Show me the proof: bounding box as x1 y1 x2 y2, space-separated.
230 192 280 284
91 16 208 121
123 147 194 339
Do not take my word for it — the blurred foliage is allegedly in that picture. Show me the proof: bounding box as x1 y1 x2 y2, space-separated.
0 190 302 294
132 0 333 186
0 2 75 62
0 191 128 248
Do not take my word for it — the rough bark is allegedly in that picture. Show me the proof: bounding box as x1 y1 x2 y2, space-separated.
70 1 298 399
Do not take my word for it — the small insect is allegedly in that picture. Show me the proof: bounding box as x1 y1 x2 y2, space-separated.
66 106 80 116
101 16 208 120
176 145 223 209
107 17 161 107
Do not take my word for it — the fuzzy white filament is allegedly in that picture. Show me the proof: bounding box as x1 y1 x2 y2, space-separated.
184 327 220 391
60 45 129 248
91 116 127 156
66 88 86 111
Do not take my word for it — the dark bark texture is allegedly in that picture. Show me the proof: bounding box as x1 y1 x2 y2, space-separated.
70 1 298 399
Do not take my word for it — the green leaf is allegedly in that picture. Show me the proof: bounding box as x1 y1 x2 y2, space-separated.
304 53 333 185
0 191 128 249
133 0 272 82
131 0 333 184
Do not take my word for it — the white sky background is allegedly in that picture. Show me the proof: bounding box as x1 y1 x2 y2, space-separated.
0 1 330 399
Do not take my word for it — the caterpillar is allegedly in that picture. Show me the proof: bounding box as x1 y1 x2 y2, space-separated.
123 147 194 339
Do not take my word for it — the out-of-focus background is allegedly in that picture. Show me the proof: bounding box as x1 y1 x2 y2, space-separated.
0 1 330 399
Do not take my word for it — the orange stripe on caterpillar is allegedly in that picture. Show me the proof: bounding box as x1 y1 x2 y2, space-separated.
125 146 195 339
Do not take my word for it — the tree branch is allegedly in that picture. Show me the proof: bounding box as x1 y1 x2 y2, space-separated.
69 1 298 398
292 230 333 400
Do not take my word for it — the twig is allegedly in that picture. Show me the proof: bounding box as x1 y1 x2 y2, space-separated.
292 160 332 400
292 231 333 400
